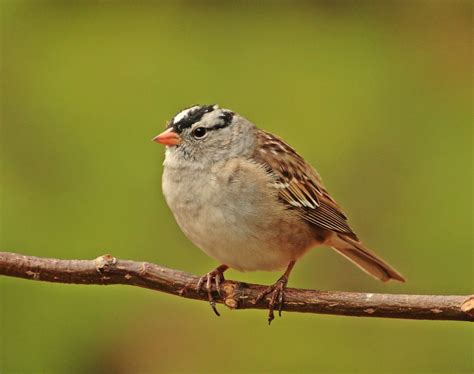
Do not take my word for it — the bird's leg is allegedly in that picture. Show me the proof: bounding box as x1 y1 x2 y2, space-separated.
256 261 296 324
196 264 229 316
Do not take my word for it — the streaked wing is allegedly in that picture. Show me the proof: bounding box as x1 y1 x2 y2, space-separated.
253 130 358 240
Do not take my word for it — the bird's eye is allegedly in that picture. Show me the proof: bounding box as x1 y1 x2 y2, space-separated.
192 127 207 139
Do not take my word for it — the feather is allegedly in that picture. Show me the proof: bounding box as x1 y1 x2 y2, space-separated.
253 130 358 240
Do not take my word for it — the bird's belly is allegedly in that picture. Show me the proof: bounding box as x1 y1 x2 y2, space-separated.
163 165 315 271
174 204 312 271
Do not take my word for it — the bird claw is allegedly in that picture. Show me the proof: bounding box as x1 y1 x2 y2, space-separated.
197 266 227 317
256 276 289 325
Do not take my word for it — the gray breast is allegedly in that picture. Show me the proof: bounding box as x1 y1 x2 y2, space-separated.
161 156 315 272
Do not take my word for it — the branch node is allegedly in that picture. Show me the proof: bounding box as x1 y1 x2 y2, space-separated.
139 262 150 276
26 270 40 279
460 296 474 316
94 254 117 274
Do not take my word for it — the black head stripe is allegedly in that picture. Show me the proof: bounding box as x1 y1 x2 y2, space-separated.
170 105 215 133
220 111 234 127
207 111 235 132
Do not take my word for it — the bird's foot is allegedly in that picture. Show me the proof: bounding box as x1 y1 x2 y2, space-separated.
256 275 289 325
197 264 228 316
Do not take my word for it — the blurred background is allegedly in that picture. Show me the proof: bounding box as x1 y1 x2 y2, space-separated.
1 1 472 373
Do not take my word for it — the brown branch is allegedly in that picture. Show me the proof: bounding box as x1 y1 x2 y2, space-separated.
1 251 472 322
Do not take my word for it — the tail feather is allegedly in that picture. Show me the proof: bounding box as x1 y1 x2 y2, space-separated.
330 234 405 282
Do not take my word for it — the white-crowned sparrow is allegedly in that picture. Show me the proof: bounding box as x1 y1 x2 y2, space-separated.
154 104 405 323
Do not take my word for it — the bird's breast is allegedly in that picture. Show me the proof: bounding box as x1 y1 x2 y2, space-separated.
162 158 315 271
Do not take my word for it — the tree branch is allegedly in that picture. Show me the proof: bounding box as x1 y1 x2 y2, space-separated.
1 251 472 322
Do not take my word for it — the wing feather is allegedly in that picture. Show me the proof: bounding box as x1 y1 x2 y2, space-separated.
253 130 358 240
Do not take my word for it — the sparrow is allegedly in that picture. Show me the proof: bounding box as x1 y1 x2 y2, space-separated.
153 104 405 323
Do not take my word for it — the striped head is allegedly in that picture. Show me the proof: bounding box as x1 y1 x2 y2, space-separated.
154 105 256 165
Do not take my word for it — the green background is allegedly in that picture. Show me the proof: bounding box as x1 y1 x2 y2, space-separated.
1 1 472 373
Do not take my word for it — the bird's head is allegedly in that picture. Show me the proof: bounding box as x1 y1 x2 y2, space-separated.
154 104 256 166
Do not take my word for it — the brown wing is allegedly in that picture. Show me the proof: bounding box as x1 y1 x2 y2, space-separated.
253 130 358 241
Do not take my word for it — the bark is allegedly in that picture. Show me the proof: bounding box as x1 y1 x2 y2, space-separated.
1 252 472 322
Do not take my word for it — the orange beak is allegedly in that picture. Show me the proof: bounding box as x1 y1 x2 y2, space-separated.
153 128 181 146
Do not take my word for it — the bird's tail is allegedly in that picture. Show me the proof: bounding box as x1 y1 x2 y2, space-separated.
329 234 405 282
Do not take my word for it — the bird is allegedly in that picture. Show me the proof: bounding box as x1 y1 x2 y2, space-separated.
153 104 405 323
